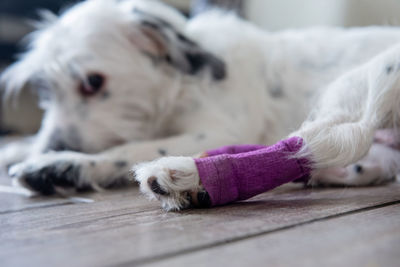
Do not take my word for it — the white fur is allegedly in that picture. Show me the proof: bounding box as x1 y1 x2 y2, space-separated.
312 143 400 186
134 156 200 210
1 0 399 209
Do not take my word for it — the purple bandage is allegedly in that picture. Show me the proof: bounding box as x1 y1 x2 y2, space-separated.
206 144 266 157
194 137 311 207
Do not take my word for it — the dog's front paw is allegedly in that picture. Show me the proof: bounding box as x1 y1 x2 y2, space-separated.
134 156 209 211
8 152 94 195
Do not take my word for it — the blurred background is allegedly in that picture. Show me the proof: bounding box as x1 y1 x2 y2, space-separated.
1 0 400 135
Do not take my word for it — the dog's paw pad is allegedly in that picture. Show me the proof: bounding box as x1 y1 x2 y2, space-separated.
147 176 170 196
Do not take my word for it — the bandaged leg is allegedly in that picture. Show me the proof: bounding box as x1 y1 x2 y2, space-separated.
194 137 311 206
203 144 267 157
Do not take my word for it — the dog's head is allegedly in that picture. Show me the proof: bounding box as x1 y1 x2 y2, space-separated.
0 0 226 153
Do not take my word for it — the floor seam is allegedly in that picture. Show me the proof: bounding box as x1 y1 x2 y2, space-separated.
124 199 400 266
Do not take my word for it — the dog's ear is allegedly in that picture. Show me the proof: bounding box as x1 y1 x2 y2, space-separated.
130 10 226 80
1 10 58 99
0 52 41 99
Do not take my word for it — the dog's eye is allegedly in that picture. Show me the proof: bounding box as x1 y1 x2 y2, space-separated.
79 73 105 96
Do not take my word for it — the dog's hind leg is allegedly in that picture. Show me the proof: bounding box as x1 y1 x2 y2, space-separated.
289 43 400 187
292 43 400 170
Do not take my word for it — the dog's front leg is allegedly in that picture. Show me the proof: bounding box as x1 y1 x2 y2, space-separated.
9 132 233 196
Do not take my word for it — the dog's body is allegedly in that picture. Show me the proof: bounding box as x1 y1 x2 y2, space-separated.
1 0 400 206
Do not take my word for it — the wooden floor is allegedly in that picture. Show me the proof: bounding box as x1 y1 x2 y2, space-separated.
1 174 399 267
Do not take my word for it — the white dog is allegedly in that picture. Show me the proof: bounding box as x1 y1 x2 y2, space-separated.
1 0 400 210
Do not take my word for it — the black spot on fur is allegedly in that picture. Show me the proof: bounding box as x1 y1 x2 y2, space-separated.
134 8 226 81
206 54 227 80
21 164 82 195
354 164 363 174
141 20 161 31
197 191 211 208
177 32 197 46
149 178 169 195
165 54 172 64
386 65 394 74
114 161 128 168
54 165 81 187
158 148 167 156
90 161 96 167
270 86 284 98
185 52 226 80
196 133 206 141
101 91 111 100
134 8 174 30
23 170 56 195
185 53 207 75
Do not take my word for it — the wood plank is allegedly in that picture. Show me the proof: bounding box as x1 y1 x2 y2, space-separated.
150 204 400 267
0 172 99 213
0 182 152 214
1 182 399 267
0 169 143 214
0 169 76 213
